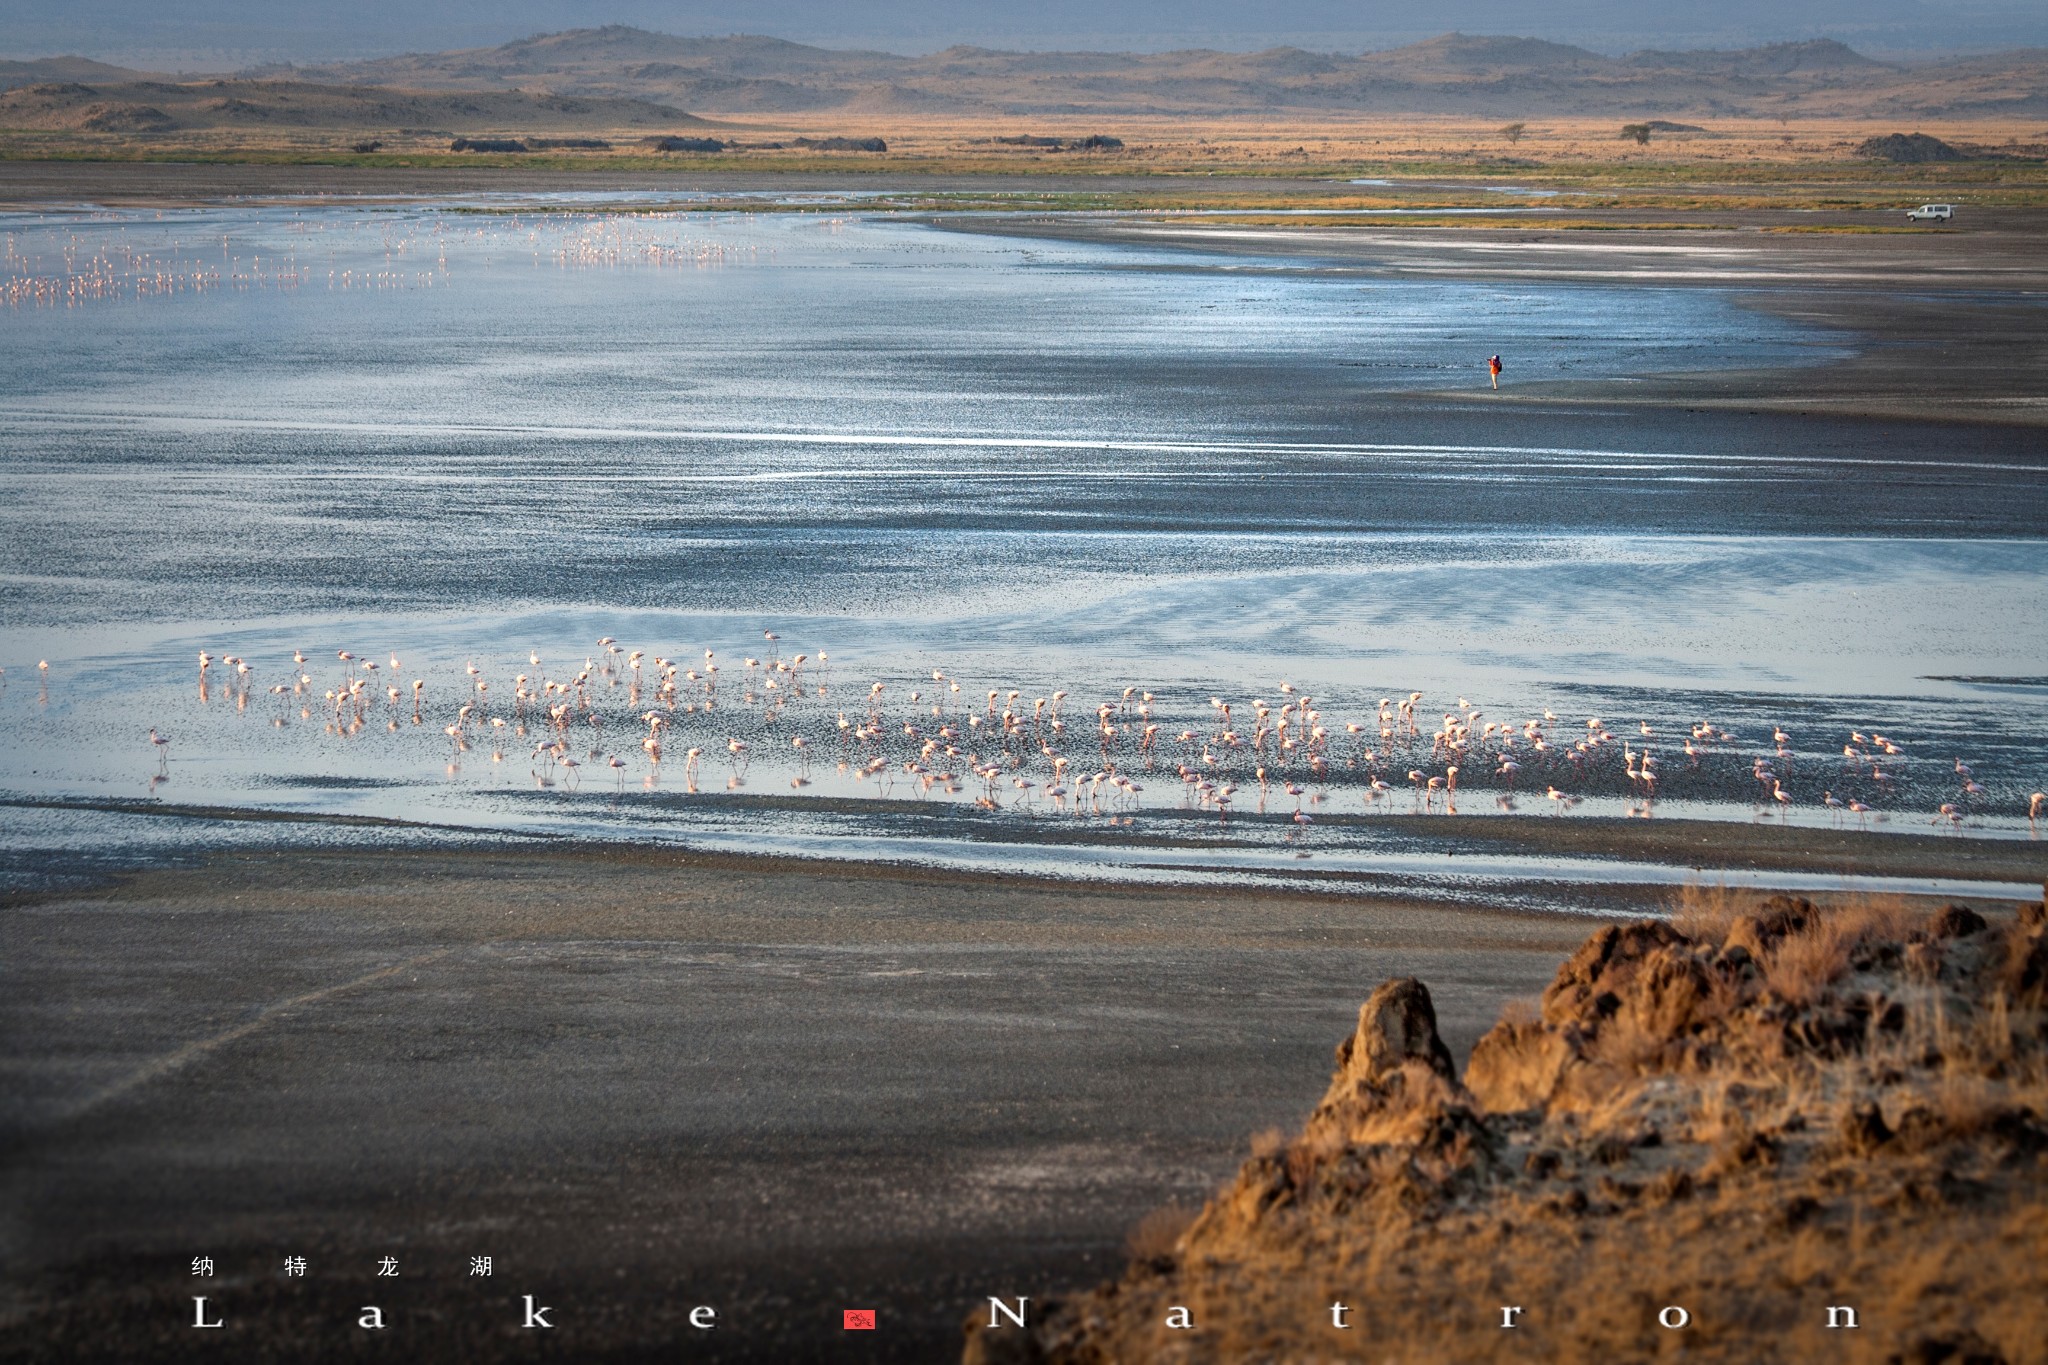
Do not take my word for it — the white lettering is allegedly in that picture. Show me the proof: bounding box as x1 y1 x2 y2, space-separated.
989 1297 1029 1328
358 1307 385 1330
1165 1305 1194 1330
689 1306 717 1329
1501 1306 1525 1328
1826 1306 1859 1329
1659 1306 1690 1329
522 1295 554 1329
1330 1302 1351 1328
191 1296 224 1329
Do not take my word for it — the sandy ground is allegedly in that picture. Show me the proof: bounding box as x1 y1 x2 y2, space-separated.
0 843 1599 1363
2 825 2039 1362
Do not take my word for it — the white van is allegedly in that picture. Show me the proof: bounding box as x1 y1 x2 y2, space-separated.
1906 204 1954 221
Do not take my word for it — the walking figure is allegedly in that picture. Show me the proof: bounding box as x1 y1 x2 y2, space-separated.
1488 354 1503 389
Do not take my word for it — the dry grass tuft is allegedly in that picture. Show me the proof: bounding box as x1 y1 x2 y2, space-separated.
1672 880 1746 944
1123 1203 1197 1262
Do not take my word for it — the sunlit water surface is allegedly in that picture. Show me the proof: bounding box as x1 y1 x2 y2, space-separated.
2 202 2045 900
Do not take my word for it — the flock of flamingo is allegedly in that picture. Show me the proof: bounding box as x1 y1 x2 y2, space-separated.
2 211 766 312
102 636 2048 836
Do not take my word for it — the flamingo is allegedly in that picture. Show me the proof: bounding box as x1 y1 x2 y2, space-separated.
149 727 170 768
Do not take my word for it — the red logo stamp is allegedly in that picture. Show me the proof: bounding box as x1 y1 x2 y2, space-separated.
843 1309 877 1331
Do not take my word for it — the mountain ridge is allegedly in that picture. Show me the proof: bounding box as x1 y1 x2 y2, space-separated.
4 30 2044 120
247 29 2036 118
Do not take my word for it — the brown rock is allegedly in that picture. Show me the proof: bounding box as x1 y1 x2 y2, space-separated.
1334 977 1456 1084
1541 920 1686 1027
1466 1018 1577 1114
1926 903 1987 939
2006 927 2048 1004
1725 894 1819 959
1623 946 1713 1037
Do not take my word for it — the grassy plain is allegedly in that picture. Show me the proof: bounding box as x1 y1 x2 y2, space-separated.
4 113 2046 213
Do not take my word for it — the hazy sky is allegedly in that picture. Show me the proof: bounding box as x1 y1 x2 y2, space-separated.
4 0 2040 69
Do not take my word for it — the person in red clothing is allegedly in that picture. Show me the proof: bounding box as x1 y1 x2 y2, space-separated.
1488 353 1503 389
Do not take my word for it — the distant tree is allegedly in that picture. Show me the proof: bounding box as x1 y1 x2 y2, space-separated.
1620 123 1651 146
1499 122 1526 145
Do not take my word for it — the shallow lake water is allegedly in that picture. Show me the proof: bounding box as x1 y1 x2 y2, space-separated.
2 200 2044 896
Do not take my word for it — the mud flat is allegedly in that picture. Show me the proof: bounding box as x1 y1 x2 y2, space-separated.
1 820 2040 1361
0 844 1595 1363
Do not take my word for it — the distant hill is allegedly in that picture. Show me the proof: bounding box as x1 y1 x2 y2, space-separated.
0 57 162 91
243 28 2048 118
4 30 2044 130
8 0 2048 73
0 75 708 134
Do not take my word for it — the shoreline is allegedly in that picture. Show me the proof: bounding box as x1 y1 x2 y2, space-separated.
931 209 2048 427
7 798 2046 902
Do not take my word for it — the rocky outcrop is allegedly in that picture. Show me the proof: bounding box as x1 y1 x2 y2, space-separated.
969 890 2048 1363
793 135 887 151
73 101 172 132
1857 131 1964 161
